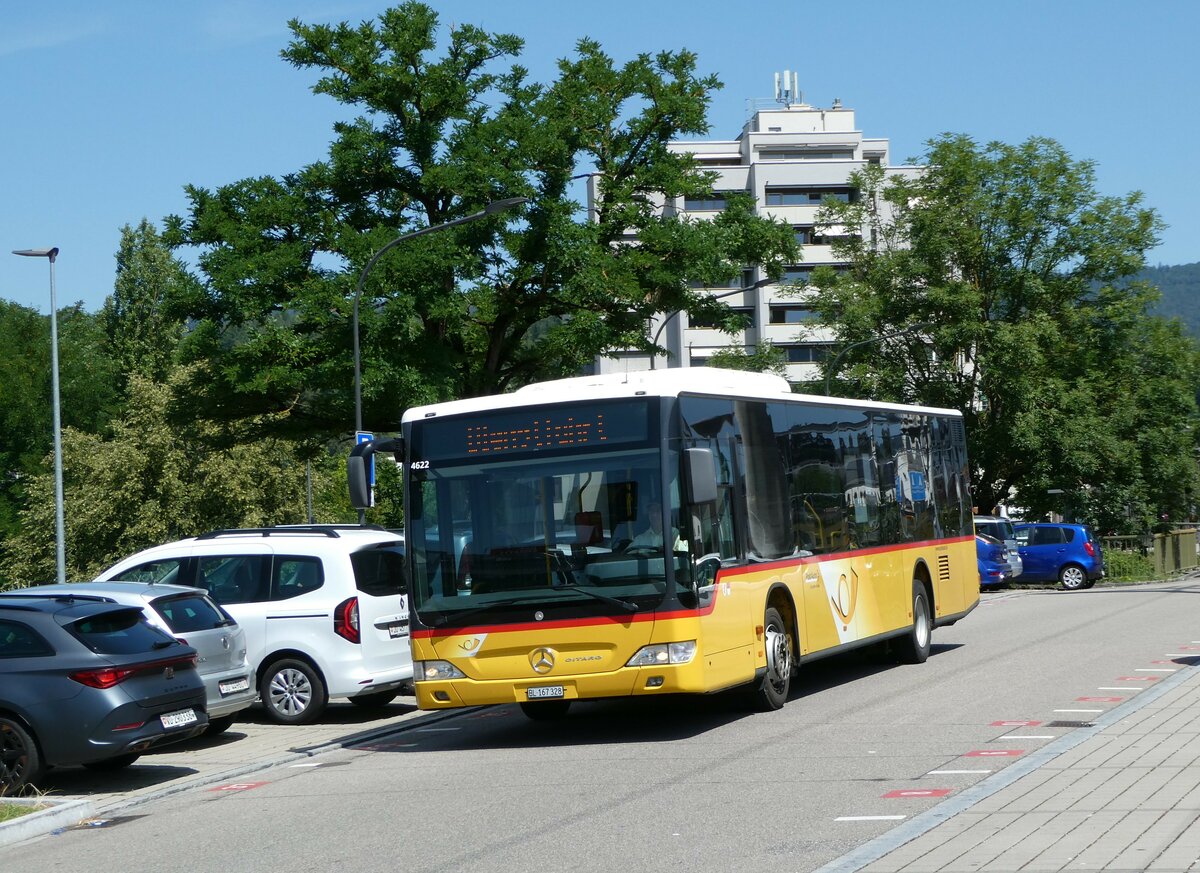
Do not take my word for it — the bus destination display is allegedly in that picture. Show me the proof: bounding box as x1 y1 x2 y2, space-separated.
414 402 650 461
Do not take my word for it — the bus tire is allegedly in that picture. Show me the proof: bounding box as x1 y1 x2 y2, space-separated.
751 606 793 711
896 580 932 664
520 700 571 721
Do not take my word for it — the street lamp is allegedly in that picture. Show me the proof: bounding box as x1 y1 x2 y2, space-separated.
350 197 527 518
12 247 66 584
824 321 935 396
649 279 776 370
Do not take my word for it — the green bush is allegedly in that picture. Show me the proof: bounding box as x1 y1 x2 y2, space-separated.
1103 549 1156 583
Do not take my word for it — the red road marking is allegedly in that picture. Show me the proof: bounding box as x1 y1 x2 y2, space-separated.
1151 660 1178 664
883 789 953 799
1177 646 1200 651
1077 697 1124 702
991 720 1042 727
965 749 1024 757
209 781 267 792
1116 676 1158 682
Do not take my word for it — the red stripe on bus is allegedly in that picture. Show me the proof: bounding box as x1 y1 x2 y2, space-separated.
411 535 973 639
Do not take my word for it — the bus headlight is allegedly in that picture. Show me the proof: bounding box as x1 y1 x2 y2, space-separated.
626 641 696 667
414 660 466 681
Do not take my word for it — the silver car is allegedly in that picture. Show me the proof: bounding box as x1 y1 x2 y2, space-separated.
13 582 255 735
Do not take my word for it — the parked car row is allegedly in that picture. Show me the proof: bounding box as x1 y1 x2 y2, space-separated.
974 518 1106 591
0 525 411 795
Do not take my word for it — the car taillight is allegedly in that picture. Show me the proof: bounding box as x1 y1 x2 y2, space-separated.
334 597 360 644
71 666 136 689
1084 541 1096 557
70 654 197 689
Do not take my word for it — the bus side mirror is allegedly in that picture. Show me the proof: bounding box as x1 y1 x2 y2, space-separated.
348 454 371 509
348 437 403 510
684 448 718 505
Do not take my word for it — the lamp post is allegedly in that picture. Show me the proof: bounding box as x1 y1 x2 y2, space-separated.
351 197 527 519
824 321 935 397
650 280 775 370
13 247 66 584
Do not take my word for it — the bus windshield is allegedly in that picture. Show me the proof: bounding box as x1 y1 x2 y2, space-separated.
407 407 692 628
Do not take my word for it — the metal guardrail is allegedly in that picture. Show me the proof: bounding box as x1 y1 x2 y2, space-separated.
1102 529 1199 576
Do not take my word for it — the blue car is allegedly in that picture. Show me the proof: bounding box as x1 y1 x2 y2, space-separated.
1013 523 1105 590
976 534 1010 589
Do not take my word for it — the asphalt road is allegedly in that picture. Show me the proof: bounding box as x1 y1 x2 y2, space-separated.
8 579 1200 873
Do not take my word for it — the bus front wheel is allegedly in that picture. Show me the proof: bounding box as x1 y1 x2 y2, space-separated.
750 606 793 711
896 580 932 664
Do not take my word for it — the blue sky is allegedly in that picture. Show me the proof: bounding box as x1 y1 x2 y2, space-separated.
3 0 1197 314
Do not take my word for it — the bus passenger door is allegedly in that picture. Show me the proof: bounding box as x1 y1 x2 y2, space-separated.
690 474 752 689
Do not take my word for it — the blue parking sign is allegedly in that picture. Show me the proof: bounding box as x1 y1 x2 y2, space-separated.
356 431 375 489
909 471 927 502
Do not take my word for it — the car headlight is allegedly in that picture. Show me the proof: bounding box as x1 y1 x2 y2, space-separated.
625 641 696 667
414 660 466 681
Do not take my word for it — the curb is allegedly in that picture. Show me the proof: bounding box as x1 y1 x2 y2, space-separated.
0 704 476 850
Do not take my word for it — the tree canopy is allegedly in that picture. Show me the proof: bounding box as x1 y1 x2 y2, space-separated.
809 134 1198 530
164 2 796 441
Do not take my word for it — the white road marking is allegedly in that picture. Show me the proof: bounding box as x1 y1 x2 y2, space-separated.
835 816 907 822
1136 668 1176 672
1002 735 1056 740
1055 709 1103 713
1098 687 1142 691
927 769 992 775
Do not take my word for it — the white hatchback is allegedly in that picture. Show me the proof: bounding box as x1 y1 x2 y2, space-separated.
97 526 412 725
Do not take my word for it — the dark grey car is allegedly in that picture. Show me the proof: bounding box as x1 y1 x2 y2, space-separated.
13 582 256 735
0 594 208 795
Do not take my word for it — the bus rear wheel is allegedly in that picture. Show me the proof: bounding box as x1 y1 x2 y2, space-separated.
750 606 792 711
896 579 932 664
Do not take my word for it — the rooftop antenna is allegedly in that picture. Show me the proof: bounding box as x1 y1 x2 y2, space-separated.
774 70 801 108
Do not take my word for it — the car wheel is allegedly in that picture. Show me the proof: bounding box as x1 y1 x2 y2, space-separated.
749 606 793 711
0 717 42 795
896 579 932 664
261 658 328 725
1059 564 1088 591
205 715 238 736
519 700 572 720
82 752 140 771
348 690 399 709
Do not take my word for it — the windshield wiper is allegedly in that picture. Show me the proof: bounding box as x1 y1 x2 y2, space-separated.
425 595 550 628
549 582 639 613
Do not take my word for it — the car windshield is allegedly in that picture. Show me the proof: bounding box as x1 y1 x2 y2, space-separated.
407 444 682 629
151 592 233 633
976 520 1015 541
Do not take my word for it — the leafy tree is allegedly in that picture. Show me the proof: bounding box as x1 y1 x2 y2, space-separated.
706 341 788 378
0 301 119 559
164 2 796 441
808 134 1196 524
0 369 357 587
102 219 191 391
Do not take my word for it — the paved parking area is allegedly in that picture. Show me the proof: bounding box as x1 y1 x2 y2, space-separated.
46 694 442 807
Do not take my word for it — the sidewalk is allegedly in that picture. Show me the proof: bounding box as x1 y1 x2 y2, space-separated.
819 653 1200 873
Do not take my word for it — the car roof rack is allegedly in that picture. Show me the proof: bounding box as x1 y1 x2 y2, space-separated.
0 592 117 604
196 526 343 540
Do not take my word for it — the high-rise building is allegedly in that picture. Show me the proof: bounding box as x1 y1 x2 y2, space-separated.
592 75 918 382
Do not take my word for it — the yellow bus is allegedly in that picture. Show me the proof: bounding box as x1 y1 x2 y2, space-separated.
365 368 977 718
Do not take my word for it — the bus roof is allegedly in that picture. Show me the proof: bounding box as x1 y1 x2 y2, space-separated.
402 368 962 424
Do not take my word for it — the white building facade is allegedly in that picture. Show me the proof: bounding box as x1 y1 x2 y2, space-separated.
592 82 917 383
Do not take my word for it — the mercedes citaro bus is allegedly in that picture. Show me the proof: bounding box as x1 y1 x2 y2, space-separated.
350 368 978 718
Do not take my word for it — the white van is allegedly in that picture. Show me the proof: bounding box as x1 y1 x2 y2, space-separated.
97 526 411 725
